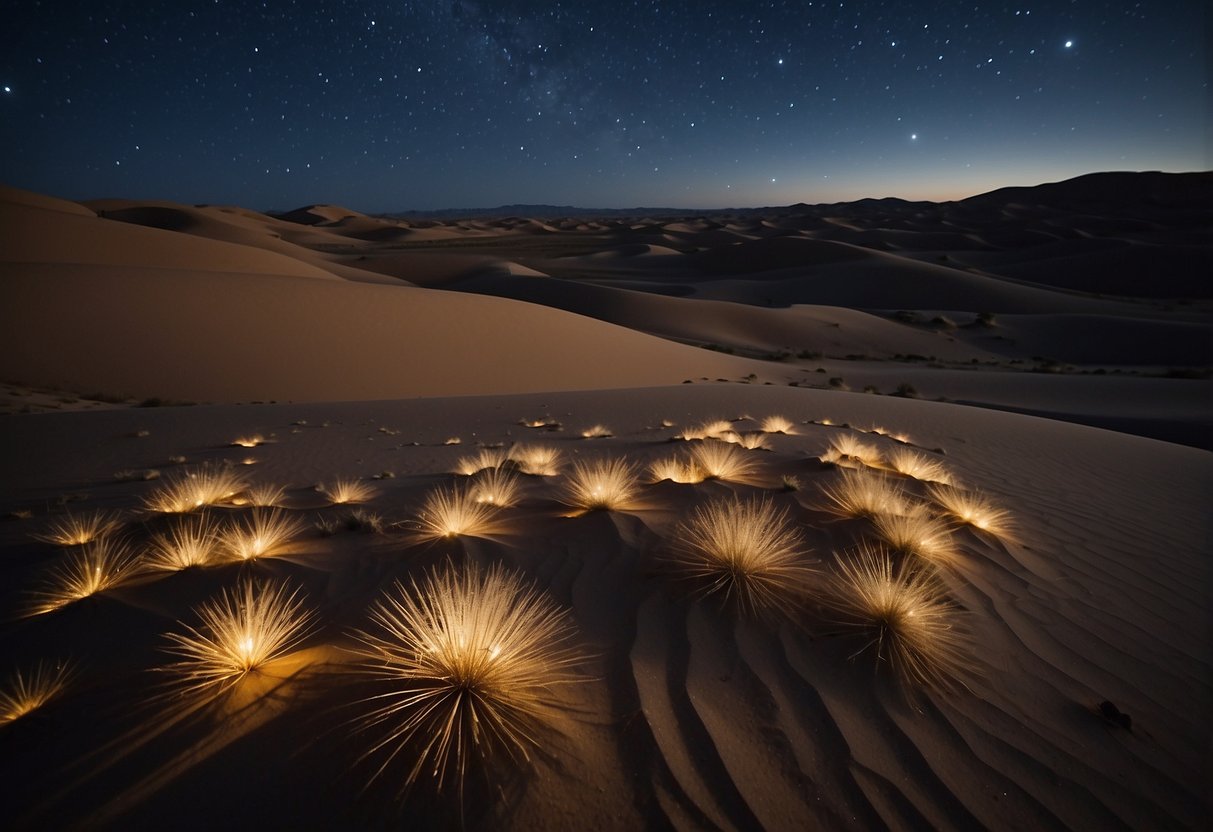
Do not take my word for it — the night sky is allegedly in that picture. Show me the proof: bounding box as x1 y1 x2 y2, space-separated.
1 1 1206 211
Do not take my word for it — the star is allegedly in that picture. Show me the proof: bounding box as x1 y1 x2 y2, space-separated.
911 133 918 140
1064 40 1074 48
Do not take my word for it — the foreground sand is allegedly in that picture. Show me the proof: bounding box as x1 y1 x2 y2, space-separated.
0 385 1209 830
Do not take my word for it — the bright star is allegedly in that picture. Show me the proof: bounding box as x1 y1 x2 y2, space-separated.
777 58 784 65
911 133 918 140
2 86 10 94
1064 40 1073 48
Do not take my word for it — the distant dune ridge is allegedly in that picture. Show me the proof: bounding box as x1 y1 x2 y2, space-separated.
0 173 1210 830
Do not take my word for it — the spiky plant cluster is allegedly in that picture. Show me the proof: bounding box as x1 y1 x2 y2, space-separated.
0 660 72 724
677 419 733 441
143 463 249 513
648 453 704 484
872 511 956 565
33 509 124 547
415 486 500 540
242 482 287 508
887 448 955 486
231 434 266 448
30 538 138 615
468 469 523 508
759 415 796 435
454 448 510 476
349 562 584 792
509 444 562 476
719 431 771 450
145 514 221 571
819 434 885 469
818 469 909 519
220 508 304 562
663 496 814 617
580 424 613 439
320 478 377 505
823 545 971 688
562 458 640 512
927 485 1016 541
690 440 761 483
162 578 314 693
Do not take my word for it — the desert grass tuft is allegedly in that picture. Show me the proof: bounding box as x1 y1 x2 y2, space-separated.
33 509 124 547
580 424 614 439
454 448 510 476
0 660 73 724
871 510 956 565
509 444 562 477
927 485 1016 540
818 469 909 519
415 486 500 540
319 478 377 505
663 496 814 617
759 415 796 434
819 434 885 469
648 453 704 484
242 482 288 508
143 463 249 513
30 538 138 614
348 561 584 793
220 508 305 562
720 431 771 450
823 544 971 688
145 514 222 571
468 468 524 508
561 458 641 512
231 434 267 448
689 440 761 483
162 577 314 694
887 448 955 486
677 419 734 441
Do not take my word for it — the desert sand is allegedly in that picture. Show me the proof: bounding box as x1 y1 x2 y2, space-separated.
0 172 1209 830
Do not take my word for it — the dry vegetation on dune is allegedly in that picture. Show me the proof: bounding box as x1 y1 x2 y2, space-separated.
142 463 249 513
663 495 815 617
928 484 1017 541
468 468 524 508
823 544 973 688
561 457 641 512
219 508 305 562
818 468 910 519
29 538 139 615
454 447 510 476
162 577 314 694
319 477 378 505
819 433 885 469
348 562 585 793
871 510 958 565
33 509 124 547
415 485 501 540
0 660 72 724
145 514 222 571
508 443 562 476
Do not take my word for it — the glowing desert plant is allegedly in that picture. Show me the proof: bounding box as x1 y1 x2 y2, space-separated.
162 577 314 693
720 431 771 450
690 440 760 483
819 434 884 469
580 424 613 439
871 511 956 565
143 463 249 513
349 562 584 792
648 453 704 484
30 538 138 614
468 468 523 508
231 434 266 448
887 448 955 486
823 544 971 687
759 415 796 434
818 469 909 519
145 514 222 571
243 482 287 508
320 478 377 505
454 448 510 476
33 509 124 546
663 496 814 617
677 419 734 441
562 458 640 512
415 486 500 540
927 485 1016 540
220 508 305 562
0 660 72 724
509 444 562 476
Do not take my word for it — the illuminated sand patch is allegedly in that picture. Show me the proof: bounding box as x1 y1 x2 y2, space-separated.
319 478 377 505
663 496 814 617
468 469 523 508
887 448 955 486
415 486 500 540
562 458 641 512
30 538 138 614
33 509 124 547
818 469 909 519
220 508 305 562
928 485 1017 541
350 562 584 792
146 514 222 571
0 660 72 725
824 544 971 688
162 577 314 694
143 463 249 514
